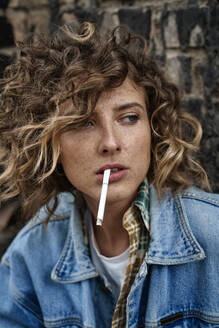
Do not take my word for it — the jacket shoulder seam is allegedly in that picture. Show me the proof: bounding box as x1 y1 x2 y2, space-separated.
181 192 219 206
24 214 70 234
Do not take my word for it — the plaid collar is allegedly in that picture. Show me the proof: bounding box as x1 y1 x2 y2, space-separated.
134 178 150 231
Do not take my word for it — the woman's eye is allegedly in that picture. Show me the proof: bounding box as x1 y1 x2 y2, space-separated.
122 114 139 123
84 120 95 128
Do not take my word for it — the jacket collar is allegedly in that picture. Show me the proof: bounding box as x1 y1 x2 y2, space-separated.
145 185 205 265
51 186 205 283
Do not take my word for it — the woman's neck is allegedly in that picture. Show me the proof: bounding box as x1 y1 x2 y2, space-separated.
83 193 135 257
91 204 130 257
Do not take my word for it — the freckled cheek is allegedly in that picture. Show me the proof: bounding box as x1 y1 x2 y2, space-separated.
61 145 95 177
134 130 151 152
60 136 84 157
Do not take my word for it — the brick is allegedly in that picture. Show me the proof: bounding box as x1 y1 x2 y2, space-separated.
165 54 192 94
76 0 93 10
205 3 219 52
182 98 204 120
163 12 179 48
100 10 119 36
72 8 103 28
61 11 79 25
9 0 48 8
149 9 164 57
193 58 207 98
178 56 192 93
48 0 59 6
59 0 76 4
0 16 14 46
28 9 50 37
118 8 151 41
175 7 207 51
190 25 205 47
165 54 181 86
6 9 28 42
60 0 96 7
0 53 11 77
0 0 10 10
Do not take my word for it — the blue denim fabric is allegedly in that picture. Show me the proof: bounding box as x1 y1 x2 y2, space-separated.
0 186 219 327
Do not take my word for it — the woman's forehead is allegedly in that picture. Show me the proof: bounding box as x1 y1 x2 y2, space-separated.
60 77 147 115
94 79 146 111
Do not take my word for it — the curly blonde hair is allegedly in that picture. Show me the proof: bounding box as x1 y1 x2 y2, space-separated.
0 22 210 222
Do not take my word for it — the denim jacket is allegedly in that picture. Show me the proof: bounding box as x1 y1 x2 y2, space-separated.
0 186 219 328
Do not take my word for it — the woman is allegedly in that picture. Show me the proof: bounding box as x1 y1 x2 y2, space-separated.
0 22 218 328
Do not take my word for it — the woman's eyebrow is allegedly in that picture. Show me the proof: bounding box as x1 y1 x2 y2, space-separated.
117 102 145 112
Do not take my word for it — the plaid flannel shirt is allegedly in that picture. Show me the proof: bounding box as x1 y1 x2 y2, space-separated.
111 179 150 327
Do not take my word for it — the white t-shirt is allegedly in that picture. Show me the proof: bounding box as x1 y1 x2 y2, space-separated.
86 210 129 298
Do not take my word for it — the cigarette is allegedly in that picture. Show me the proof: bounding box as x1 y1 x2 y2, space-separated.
96 169 111 226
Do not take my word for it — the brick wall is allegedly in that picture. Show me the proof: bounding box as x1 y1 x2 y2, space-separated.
0 0 218 192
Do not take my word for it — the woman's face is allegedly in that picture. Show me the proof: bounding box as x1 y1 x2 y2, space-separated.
59 78 151 212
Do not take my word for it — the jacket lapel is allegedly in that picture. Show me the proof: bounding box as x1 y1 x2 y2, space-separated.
51 201 98 283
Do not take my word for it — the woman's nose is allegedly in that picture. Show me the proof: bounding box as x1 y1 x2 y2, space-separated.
97 124 121 155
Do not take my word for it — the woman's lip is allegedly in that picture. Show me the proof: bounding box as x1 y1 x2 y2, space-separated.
96 169 128 183
96 164 127 174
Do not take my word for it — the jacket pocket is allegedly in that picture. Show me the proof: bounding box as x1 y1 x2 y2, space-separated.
159 311 219 327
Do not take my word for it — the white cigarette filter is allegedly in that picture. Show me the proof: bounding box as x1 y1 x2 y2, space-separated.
96 169 111 226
